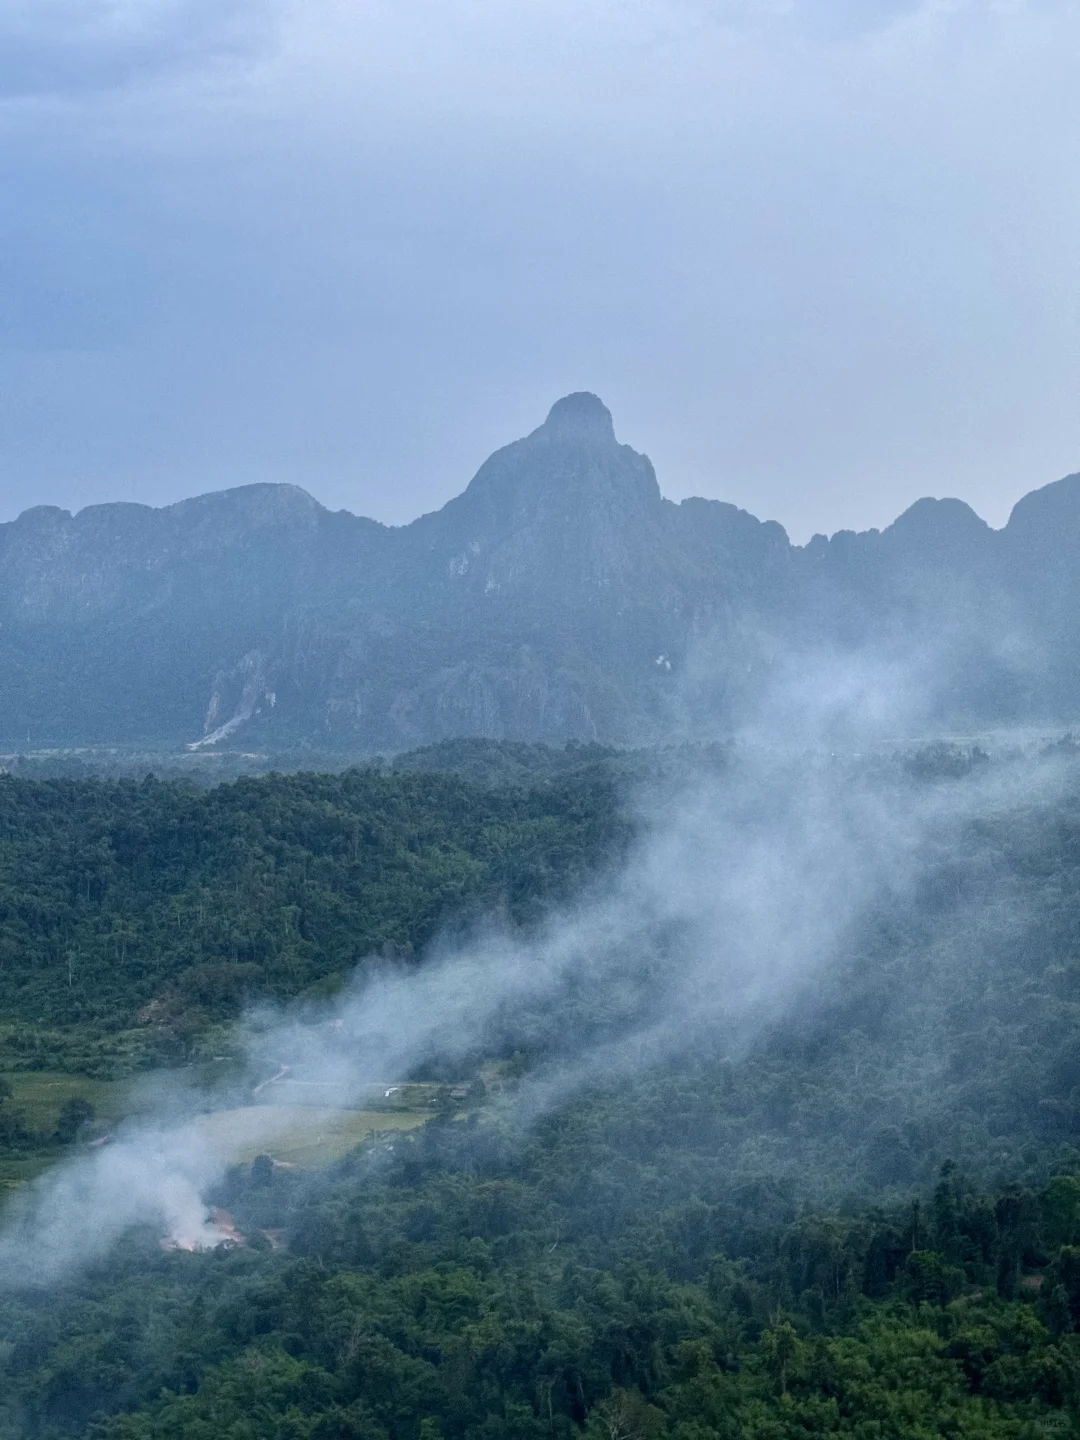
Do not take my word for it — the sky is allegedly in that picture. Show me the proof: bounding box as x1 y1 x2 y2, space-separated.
0 0 1078 543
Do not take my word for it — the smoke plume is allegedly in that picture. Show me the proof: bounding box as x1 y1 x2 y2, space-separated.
0 645 1069 1286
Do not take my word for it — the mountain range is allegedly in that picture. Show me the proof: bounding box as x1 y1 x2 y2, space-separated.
2 390 1079 752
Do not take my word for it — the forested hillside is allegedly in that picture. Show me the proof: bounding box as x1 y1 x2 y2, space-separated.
4 748 1080 1436
6 393 1080 753
0 760 627 1074
3 1070 1080 1437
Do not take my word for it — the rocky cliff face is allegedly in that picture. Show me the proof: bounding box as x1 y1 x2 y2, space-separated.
0 394 1077 750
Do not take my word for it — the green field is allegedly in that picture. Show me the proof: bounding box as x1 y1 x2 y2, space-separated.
186 1104 429 1166
0 1072 132 1188
2 1070 133 1133
0 1072 433 1189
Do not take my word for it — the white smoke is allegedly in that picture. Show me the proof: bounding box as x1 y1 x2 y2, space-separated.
0 1120 227 1285
0 647 1071 1287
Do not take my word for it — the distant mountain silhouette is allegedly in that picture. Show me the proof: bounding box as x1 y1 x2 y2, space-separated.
1 394 1077 750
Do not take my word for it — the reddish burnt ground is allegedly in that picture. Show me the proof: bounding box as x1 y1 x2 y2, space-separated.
159 1209 246 1253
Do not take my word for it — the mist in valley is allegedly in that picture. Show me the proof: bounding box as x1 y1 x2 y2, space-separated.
5 0 1080 1431
3 634 1074 1291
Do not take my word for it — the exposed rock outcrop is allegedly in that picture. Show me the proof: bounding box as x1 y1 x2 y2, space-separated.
0 395 1077 749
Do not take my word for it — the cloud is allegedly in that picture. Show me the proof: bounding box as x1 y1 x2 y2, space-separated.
1 637 1063 1287
0 0 277 99
0 0 1078 538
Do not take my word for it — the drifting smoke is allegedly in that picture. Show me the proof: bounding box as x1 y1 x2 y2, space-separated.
0 646 1070 1286
0 1119 229 1285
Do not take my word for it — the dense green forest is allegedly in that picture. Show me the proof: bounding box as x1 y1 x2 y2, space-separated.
0 738 644 789
0 754 628 1075
4 743 1080 1436
2 1089 1080 1438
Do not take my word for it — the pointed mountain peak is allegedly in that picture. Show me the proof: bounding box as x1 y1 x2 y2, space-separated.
541 392 616 444
437 390 658 538
886 496 990 540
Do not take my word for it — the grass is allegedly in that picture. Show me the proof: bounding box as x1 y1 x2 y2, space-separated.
0 1154 58 1188
0 1071 145 1192
0 1073 434 1191
253 1079 440 1111
2 1071 133 1133
186 1104 429 1167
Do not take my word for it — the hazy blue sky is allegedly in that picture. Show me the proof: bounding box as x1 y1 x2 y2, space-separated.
1 0 1078 541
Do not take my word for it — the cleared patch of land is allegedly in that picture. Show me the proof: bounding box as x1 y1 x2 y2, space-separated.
1 1070 135 1190
252 1078 440 1110
0 1072 434 1189
3 1071 132 1133
186 1104 428 1167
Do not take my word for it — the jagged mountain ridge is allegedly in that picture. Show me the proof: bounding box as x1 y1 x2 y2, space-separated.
0 391 1077 750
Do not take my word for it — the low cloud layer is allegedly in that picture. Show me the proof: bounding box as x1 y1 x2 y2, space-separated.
0 646 1065 1287
0 0 273 97
1 1 1078 538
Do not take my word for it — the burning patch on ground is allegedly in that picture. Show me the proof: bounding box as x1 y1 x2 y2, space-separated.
160 1207 244 1253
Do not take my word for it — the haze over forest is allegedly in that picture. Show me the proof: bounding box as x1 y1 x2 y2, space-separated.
5 390 1080 760
3 2 1080 541
5 3 1080 1438
4 385 1080 1435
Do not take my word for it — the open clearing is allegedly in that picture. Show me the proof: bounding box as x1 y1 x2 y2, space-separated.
3 1071 132 1134
185 1104 428 1167
0 1073 432 1189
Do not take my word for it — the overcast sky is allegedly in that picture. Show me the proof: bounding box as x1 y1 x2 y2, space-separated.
0 0 1077 542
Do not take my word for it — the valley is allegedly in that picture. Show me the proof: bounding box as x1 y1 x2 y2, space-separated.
5 394 1080 757
2 740 1080 1433
4 2 1077 1432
